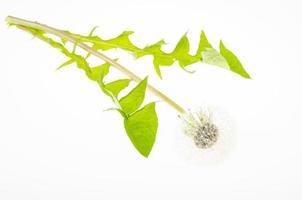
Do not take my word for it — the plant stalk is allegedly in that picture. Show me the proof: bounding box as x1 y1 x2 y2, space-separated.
6 15 186 114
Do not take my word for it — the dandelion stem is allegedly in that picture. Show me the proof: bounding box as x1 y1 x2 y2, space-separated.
6 15 186 114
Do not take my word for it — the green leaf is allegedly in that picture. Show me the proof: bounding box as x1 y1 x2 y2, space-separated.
14 24 250 78
105 79 131 97
119 77 148 115
124 102 158 157
219 41 251 78
70 30 250 78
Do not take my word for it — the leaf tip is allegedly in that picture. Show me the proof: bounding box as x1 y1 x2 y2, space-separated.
88 26 98 36
153 58 163 79
219 40 225 49
220 40 252 79
123 30 135 36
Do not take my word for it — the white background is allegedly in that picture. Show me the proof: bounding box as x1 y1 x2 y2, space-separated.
1 0 302 199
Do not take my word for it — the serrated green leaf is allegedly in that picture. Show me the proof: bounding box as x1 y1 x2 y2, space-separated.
70 30 250 78
219 41 251 78
15 24 251 78
105 79 130 97
119 77 147 115
124 102 158 157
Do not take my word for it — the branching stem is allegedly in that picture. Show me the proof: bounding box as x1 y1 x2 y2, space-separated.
6 15 186 114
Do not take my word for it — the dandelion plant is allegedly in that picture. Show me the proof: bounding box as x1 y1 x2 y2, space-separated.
6 16 250 158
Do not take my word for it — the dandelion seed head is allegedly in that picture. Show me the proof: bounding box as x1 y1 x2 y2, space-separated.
175 105 235 165
181 107 220 149
193 122 219 148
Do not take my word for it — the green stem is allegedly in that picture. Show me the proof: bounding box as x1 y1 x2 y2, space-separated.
6 15 186 114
